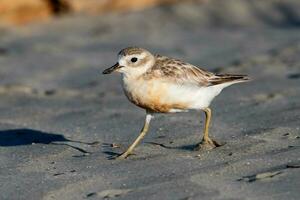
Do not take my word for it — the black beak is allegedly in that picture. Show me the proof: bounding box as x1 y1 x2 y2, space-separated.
102 63 122 74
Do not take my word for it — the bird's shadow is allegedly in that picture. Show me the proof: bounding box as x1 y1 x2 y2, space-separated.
101 141 198 160
0 129 99 154
145 142 197 151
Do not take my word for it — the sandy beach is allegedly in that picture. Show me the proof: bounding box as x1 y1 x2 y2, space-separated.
0 1 300 199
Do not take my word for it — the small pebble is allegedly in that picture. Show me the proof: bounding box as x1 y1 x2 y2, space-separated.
53 173 64 176
86 192 97 197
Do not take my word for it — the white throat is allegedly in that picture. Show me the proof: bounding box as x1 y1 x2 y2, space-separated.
119 56 155 79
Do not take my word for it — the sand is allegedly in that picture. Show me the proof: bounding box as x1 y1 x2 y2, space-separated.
0 1 300 199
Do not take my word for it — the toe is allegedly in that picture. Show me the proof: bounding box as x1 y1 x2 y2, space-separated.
211 139 222 147
194 138 222 151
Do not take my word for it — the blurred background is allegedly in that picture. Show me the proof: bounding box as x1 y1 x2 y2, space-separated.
1 0 300 89
1 0 300 26
1 1 300 199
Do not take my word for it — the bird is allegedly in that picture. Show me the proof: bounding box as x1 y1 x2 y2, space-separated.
102 47 249 159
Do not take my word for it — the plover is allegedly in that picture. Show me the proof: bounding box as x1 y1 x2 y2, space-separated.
103 47 249 159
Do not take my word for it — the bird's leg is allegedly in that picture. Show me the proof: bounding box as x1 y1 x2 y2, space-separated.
117 112 153 159
195 108 221 150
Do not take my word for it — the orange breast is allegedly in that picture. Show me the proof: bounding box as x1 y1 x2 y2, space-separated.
124 79 188 113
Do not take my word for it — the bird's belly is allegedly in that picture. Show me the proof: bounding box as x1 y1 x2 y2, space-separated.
123 79 221 113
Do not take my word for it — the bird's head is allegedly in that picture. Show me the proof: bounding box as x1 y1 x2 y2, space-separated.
103 47 155 78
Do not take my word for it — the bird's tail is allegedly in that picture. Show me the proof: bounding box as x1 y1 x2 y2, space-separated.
209 74 250 86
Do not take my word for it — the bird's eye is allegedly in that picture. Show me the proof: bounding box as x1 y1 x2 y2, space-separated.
131 57 138 63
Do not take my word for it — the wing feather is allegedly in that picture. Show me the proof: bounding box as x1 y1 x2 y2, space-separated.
144 55 249 87
146 55 213 86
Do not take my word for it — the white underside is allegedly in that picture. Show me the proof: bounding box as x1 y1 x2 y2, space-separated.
164 83 234 112
122 77 239 112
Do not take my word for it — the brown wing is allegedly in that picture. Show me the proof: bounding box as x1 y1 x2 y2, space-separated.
144 55 249 87
145 55 214 86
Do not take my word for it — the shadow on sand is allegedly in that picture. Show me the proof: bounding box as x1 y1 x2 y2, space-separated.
146 141 198 151
101 142 198 160
0 129 99 153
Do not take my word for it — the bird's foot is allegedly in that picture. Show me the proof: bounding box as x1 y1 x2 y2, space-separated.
194 137 222 151
113 151 135 160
